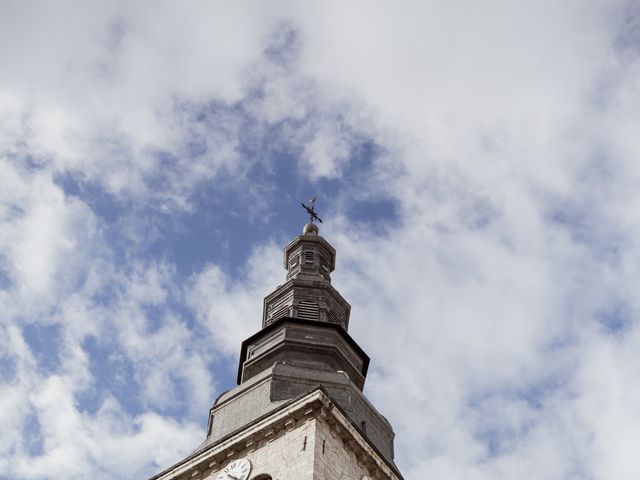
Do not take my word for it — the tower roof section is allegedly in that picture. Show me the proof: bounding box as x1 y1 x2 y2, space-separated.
283 223 336 279
236 316 370 386
262 223 350 330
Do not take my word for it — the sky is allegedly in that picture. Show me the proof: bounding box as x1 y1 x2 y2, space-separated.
1 1 640 479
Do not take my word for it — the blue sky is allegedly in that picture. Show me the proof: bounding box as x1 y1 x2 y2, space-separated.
2 1 640 479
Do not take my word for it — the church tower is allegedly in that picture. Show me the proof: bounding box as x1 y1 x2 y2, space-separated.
150 221 403 480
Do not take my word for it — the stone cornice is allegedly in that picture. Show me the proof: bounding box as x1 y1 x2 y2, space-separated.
149 387 402 480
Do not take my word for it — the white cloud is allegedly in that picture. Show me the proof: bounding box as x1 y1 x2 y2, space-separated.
10 375 202 480
2 0 640 479
0 255 219 478
0 0 281 205
187 243 284 356
0 161 220 477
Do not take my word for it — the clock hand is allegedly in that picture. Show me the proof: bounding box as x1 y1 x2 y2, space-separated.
227 474 239 480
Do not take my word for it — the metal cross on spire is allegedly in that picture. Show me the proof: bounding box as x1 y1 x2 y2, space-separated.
300 196 323 223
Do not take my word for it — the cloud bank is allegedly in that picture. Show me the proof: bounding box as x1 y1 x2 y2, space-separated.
1 1 640 479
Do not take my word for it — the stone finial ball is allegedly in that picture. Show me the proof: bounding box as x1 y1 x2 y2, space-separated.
303 223 319 235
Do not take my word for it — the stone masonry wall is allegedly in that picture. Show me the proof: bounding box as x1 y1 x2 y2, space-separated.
198 417 317 480
153 391 399 480
312 416 372 480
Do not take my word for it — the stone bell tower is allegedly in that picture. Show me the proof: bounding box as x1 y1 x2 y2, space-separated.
150 222 403 480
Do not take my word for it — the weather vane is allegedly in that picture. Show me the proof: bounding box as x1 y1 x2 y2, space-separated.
301 196 323 223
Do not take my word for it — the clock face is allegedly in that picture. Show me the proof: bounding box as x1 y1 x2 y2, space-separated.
215 459 251 480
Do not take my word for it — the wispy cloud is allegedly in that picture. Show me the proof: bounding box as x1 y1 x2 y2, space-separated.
1 1 640 479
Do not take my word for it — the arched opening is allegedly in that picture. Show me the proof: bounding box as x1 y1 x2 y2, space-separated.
251 474 272 480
